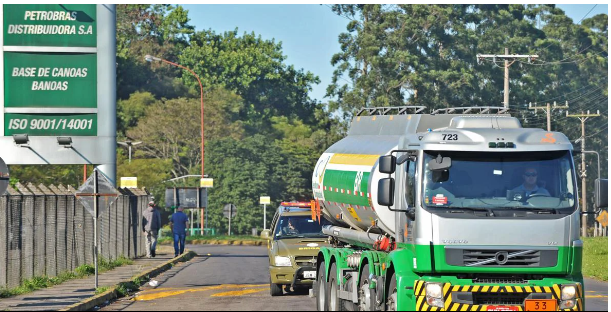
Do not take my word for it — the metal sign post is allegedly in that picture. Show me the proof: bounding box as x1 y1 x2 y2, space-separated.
260 196 271 230
223 204 237 235
263 203 267 230
75 169 119 289
93 171 99 288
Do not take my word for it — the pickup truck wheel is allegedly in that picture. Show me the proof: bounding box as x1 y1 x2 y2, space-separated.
270 279 283 296
316 263 328 311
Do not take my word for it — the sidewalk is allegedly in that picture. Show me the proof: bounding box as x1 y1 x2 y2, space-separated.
0 247 175 311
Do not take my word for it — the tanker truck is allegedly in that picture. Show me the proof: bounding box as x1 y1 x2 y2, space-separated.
311 106 602 311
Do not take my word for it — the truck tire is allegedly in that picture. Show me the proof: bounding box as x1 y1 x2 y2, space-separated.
358 264 375 311
386 273 398 311
316 263 328 311
270 279 283 296
329 263 342 311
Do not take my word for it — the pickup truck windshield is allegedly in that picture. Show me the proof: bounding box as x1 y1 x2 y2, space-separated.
422 150 577 214
273 216 331 239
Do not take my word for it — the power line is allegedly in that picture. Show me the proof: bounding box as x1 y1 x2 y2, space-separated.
577 4 598 25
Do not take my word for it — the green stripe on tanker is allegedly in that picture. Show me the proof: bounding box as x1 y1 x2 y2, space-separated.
322 169 370 206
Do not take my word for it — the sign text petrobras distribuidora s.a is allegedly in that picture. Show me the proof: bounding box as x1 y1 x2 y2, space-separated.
3 4 96 47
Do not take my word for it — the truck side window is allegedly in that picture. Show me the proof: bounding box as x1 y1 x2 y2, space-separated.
405 160 416 207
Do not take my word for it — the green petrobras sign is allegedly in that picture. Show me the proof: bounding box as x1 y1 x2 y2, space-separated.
4 113 97 136
3 4 96 47
4 52 97 108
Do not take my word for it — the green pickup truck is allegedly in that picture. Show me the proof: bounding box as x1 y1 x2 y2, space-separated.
261 201 331 296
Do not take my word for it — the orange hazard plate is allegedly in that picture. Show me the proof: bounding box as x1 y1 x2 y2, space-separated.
524 299 557 311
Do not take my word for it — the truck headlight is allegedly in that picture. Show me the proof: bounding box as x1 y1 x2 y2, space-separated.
425 283 444 308
274 256 292 267
561 285 577 300
425 283 443 298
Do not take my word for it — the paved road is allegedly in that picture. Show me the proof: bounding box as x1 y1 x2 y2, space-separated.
101 245 315 311
584 277 609 311
102 245 608 311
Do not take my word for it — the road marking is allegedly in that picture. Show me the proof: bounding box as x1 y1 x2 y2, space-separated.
586 295 608 298
136 284 267 301
211 289 266 297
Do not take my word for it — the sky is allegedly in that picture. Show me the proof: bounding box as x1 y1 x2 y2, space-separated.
181 4 609 103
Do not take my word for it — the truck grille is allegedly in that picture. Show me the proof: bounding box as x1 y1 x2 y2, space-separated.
446 248 558 267
473 292 530 305
472 276 528 284
464 250 540 266
294 256 316 268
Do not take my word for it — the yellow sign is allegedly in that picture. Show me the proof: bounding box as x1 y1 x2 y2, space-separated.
347 206 361 222
120 177 137 189
596 211 608 227
260 196 271 205
201 178 214 188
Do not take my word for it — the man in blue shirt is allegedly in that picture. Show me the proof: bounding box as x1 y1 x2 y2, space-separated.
169 206 190 257
513 167 550 197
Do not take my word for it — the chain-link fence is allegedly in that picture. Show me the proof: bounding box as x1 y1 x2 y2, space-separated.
0 183 150 289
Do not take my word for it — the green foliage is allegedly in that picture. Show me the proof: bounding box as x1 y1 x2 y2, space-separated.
0 256 134 299
117 91 159 135
179 29 320 130
75 264 95 276
7 165 89 188
582 236 608 281
95 286 111 295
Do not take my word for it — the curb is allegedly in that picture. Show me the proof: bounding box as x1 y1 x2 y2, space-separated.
59 250 197 312
159 239 265 246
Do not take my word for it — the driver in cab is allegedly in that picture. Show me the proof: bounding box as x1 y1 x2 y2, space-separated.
282 218 300 235
513 167 550 197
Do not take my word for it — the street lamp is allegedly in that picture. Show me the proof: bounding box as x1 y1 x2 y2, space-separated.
117 140 142 163
144 54 205 177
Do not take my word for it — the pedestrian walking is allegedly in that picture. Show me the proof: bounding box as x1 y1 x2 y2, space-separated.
142 201 161 258
170 206 190 257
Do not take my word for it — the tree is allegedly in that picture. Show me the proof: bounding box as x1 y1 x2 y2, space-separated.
116 4 194 99
178 29 321 133
125 89 246 180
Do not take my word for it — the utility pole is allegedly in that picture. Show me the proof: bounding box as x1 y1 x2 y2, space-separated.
528 101 569 131
567 110 601 237
478 49 538 109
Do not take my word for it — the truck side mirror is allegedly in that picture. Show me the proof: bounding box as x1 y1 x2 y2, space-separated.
595 179 608 209
261 229 271 240
379 155 396 174
378 178 395 207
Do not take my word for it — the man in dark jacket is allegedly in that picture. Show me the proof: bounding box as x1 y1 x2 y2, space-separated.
142 201 161 258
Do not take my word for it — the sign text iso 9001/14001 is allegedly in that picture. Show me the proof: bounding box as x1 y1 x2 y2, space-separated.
5 113 96 136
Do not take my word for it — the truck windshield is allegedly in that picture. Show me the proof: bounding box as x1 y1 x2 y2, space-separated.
422 150 577 214
273 216 331 239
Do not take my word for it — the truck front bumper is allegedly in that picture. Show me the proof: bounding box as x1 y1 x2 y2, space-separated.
413 280 583 311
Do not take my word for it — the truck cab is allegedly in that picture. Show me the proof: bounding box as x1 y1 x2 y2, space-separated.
261 201 331 296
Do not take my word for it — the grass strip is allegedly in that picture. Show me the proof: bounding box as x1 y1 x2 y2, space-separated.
0 256 134 298
582 236 607 281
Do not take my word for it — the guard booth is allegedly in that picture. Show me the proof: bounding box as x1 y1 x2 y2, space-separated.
165 187 214 236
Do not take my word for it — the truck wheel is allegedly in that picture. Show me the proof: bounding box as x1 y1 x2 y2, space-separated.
386 273 398 311
329 263 342 311
316 263 328 311
358 264 375 311
270 279 283 296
